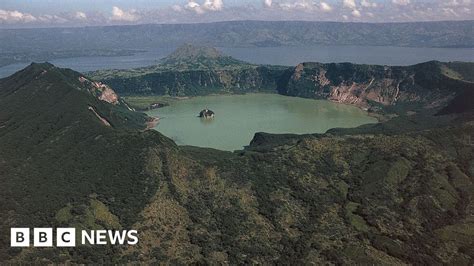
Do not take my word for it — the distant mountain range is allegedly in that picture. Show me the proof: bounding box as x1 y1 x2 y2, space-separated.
90 45 474 118
1 20 473 67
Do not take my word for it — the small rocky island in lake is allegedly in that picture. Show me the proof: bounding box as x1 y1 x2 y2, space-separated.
199 109 215 119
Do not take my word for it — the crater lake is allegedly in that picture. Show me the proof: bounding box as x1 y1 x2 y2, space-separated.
146 93 378 151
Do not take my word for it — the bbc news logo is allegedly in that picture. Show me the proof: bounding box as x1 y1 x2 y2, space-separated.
11 228 138 247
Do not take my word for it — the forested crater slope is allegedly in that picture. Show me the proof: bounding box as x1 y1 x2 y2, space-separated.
90 45 474 116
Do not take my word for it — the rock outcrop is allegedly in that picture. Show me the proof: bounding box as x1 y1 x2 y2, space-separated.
277 61 474 114
199 109 215 118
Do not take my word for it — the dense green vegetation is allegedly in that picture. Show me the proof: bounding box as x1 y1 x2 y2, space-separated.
122 95 180 111
0 63 176 262
89 45 288 97
1 62 473 264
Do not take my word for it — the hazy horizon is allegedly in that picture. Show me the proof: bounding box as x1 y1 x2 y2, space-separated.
1 18 474 30
1 0 472 28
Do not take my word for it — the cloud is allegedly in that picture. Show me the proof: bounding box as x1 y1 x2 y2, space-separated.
361 0 377 8
0 9 37 23
111 6 139 21
392 0 411 6
1 0 473 27
442 7 459 16
342 0 361 18
171 5 184 12
278 1 312 10
343 0 357 9
265 0 332 11
75 11 87 20
443 0 472 7
263 0 273 8
36 14 68 24
204 0 224 11
185 0 204 14
184 0 224 14
185 0 205 14
320 2 333 12
352 9 362 17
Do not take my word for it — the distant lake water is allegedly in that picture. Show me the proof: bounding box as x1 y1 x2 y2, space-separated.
146 94 377 151
1 45 473 78
223 46 474 66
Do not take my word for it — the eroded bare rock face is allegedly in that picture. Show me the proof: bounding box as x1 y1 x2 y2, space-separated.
79 76 119 105
279 61 468 112
97 85 119 104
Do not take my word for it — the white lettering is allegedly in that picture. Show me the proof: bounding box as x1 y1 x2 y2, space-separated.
10 228 30 247
127 230 138 245
96 230 107 245
81 230 94 245
57 228 76 247
33 228 53 247
108 230 127 245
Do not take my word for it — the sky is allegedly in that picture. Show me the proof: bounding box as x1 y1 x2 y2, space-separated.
0 0 472 28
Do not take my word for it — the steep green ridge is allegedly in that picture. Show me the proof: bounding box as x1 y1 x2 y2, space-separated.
0 63 150 130
445 62 474 82
160 44 246 68
1 63 474 264
0 63 177 262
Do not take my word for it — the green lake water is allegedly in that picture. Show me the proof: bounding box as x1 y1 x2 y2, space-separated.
147 94 377 151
